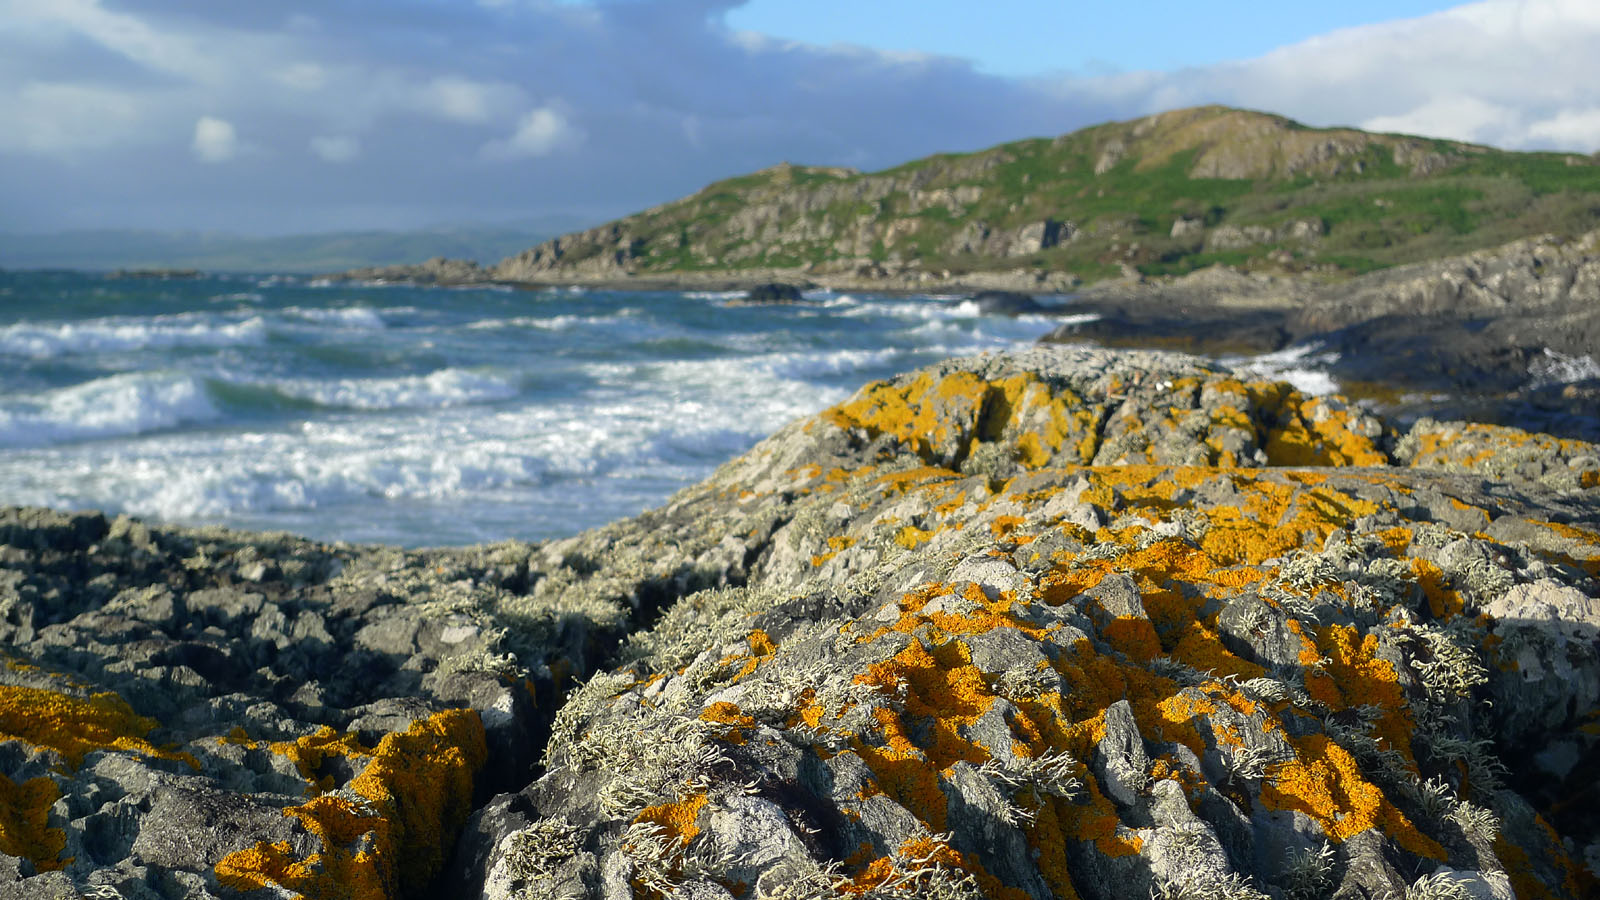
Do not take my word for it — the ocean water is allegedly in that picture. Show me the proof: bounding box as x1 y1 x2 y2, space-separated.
0 271 1080 547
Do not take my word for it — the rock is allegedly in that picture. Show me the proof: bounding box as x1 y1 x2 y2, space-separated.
454 347 1597 900
1045 229 1600 441
4 346 1598 899
106 269 202 280
1171 217 1205 239
330 256 490 285
740 282 805 304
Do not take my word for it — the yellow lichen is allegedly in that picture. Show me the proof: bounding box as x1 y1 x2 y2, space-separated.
636 792 709 845
0 774 68 872
1261 734 1443 859
0 684 194 769
215 708 487 900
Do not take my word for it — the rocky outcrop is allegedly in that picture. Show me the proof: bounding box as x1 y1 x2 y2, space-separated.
330 106 1600 290
0 501 780 897
3 347 1598 899
735 283 807 305
331 256 490 285
1204 220 1324 251
455 347 1599 900
1046 230 1600 440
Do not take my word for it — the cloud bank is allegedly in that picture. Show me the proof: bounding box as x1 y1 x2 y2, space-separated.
1 0 1596 234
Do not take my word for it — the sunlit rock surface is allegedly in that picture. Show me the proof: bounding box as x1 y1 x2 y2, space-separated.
2 347 1597 900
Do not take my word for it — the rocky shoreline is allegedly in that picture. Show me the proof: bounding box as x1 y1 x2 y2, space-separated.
1044 230 1600 441
323 256 1084 295
333 229 1600 443
2 345 1597 899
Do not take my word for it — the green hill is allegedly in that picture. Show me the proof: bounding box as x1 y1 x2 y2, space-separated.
489 105 1600 285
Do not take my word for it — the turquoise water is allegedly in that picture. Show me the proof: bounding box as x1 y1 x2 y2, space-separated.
0 271 1070 546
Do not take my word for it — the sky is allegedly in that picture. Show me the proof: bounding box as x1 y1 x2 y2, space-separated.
3 0 1599 235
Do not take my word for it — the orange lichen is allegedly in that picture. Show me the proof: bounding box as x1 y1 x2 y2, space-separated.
1102 616 1161 663
733 630 779 681
215 709 487 900
821 370 1099 472
700 701 756 745
822 371 990 461
838 835 1031 900
636 793 709 845
269 726 373 791
1262 734 1443 859
990 515 1026 539
850 639 996 831
1304 624 1415 763
0 684 194 769
0 774 68 872
811 535 856 567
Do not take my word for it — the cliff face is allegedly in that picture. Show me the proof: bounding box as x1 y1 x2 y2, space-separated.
473 105 1600 288
1 348 1598 899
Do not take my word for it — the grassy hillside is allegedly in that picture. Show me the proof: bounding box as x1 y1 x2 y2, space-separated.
494 105 1600 283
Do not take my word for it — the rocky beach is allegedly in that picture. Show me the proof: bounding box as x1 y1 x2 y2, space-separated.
3 344 1597 899
4 103 1600 900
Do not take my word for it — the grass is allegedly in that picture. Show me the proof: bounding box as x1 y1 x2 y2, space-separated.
595 107 1600 281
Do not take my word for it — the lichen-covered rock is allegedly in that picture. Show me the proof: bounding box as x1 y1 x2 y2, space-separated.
4 346 1598 900
459 347 1598 900
0 507 758 898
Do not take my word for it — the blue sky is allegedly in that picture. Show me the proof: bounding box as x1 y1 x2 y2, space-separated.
3 0 1599 236
727 1 1467 77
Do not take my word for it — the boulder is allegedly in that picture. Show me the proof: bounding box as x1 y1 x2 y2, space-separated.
741 282 805 304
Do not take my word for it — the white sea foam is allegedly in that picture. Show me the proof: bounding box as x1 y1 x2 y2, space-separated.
684 290 746 301
0 280 1075 545
1230 343 1341 396
445 283 514 293
465 315 575 331
0 314 267 358
1529 348 1600 387
0 373 221 448
210 292 264 304
282 306 387 329
273 368 521 410
756 347 910 380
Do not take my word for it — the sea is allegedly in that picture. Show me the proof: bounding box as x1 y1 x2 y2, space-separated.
0 270 1335 548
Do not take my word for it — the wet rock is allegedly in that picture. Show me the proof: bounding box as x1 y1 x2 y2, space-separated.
740 282 805 303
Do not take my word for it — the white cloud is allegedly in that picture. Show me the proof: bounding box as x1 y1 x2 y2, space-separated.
7 0 220 81
7 0 1600 233
481 106 585 160
277 62 327 91
1526 109 1600 151
416 75 520 124
309 135 360 162
1064 0 1600 151
0 82 143 154
192 116 238 163
1361 96 1520 146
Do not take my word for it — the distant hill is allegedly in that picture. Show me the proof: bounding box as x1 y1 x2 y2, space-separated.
479 105 1600 285
0 221 587 274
